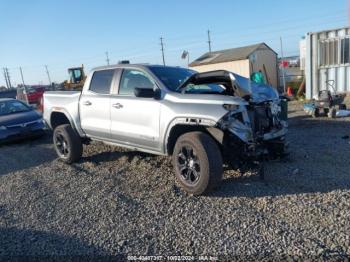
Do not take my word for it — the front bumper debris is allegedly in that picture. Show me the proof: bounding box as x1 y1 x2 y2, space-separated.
262 126 287 141
219 99 289 161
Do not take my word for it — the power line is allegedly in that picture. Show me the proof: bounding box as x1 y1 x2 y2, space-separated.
165 10 346 42
160 37 166 66
3 14 345 72
207 30 212 53
212 17 346 46
1 11 346 86
155 17 346 57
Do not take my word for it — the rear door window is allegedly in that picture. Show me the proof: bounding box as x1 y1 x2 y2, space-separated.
89 70 115 94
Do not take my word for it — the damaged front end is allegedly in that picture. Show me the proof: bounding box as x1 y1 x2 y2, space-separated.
215 70 288 160
179 69 288 160
219 100 288 161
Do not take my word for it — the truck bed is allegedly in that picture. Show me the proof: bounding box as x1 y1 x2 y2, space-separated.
43 91 81 129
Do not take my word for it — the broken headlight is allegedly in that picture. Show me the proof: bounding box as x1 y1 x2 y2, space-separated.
270 101 281 116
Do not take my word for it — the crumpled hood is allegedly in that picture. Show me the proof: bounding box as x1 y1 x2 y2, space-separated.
230 73 279 103
0 110 42 127
166 92 248 105
178 70 279 104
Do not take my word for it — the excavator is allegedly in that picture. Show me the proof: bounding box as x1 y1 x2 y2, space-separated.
63 65 86 90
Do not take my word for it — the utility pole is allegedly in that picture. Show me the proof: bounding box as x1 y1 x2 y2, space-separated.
207 30 212 53
105 51 110 66
280 36 286 93
4 68 11 89
3 68 8 89
181 50 190 67
160 37 166 66
19 67 25 86
45 65 52 86
19 67 29 101
7 68 12 88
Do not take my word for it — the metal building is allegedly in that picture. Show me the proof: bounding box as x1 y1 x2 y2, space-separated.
305 27 350 99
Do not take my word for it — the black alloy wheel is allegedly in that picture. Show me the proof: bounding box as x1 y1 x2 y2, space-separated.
54 132 69 158
176 145 201 185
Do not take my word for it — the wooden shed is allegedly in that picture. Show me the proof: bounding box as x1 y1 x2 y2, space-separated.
189 43 278 87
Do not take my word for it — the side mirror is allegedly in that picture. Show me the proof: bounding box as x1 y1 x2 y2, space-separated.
134 87 161 99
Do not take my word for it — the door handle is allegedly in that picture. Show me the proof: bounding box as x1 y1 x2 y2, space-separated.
83 101 92 106
112 103 123 109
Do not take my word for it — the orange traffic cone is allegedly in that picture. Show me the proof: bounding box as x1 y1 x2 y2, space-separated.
287 86 293 96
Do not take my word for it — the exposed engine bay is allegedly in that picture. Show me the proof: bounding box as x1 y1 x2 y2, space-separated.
179 70 288 159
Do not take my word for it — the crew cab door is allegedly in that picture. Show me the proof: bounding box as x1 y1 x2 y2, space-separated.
110 68 161 151
79 69 116 139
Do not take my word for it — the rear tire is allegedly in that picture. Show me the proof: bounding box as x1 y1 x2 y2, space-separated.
172 131 223 195
312 108 319 118
53 124 82 164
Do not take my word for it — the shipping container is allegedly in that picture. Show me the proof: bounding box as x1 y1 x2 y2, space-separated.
305 27 350 99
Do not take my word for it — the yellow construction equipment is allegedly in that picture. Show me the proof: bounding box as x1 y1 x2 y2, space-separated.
63 65 86 90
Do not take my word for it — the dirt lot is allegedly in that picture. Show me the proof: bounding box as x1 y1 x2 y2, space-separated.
0 101 350 259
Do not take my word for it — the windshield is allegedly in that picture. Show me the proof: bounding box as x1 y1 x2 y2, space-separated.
149 66 195 91
0 100 31 116
183 83 226 94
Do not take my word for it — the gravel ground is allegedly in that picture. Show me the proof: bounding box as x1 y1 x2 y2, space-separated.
0 101 350 259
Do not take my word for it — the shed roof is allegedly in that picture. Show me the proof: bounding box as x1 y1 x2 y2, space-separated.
189 42 276 67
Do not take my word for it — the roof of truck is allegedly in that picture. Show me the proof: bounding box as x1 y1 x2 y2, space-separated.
91 64 184 71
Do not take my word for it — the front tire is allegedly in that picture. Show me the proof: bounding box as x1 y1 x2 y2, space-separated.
53 124 82 164
323 108 329 116
172 132 223 195
328 107 337 118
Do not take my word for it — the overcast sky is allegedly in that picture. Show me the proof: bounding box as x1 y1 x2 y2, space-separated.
0 0 348 86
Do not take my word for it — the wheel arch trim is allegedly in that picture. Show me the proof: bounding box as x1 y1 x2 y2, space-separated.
49 108 84 136
163 117 219 155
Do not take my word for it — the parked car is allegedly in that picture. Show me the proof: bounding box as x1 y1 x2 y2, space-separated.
0 89 17 99
43 64 287 195
26 86 45 104
16 86 45 106
0 98 46 143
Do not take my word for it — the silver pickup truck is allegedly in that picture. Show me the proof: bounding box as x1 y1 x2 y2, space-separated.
44 64 287 195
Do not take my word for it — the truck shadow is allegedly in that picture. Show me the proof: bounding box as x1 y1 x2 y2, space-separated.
208 114 350 198
0 134 57 176
0 226 107 256
81 150 153 165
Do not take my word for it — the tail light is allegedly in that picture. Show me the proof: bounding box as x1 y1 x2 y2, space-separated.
39 97 44 112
